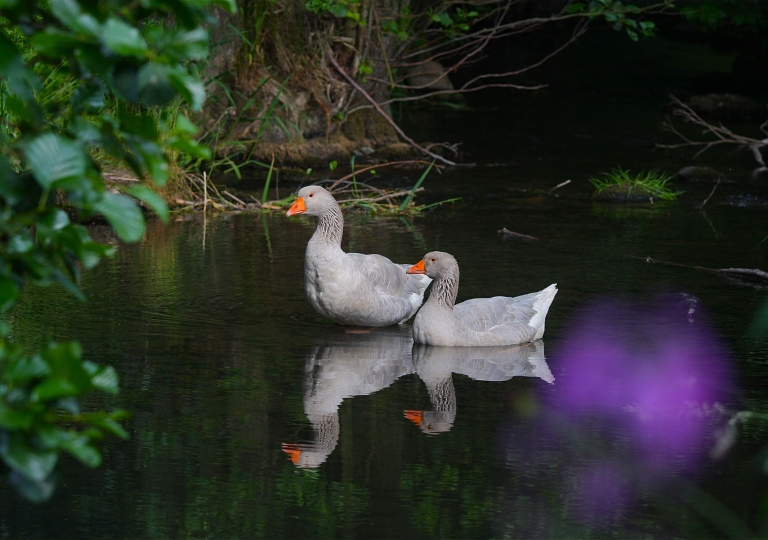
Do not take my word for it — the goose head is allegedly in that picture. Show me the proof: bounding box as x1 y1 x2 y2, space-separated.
286 185 338 217
407 251 459 279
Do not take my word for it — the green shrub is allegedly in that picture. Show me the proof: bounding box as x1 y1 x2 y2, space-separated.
0 0 234 502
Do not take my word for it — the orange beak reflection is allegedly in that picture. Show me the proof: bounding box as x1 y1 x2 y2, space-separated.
406 260 426 274
404 410 423 426
286 197 306 216
281 443 303 464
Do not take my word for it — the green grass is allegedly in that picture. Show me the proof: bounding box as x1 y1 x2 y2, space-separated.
589 168 683 201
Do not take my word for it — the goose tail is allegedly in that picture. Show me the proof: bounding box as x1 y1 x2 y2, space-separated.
529 284 558 340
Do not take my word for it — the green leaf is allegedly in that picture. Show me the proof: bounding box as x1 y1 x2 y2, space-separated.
23 133 87 189
8 470 57 503
71 84 106 114
71 117 103 144
0 34 41 103
146 26 209 61
0 275 20 312
39 342 93 393
126 186 169 223
56 224 112 270
136 63 175 106
40 208 71 231
91 415 129 439
32 29 82 57
130 139 169 185
101 18 149 57
49 0 100 36
168 136 211 159
120 110 158 141
214 0 237 13
88 365 120 394
0 403 34 429
167 66 205 111
173 113 198 135
61 434 101 467
32 379 81 401
7 233 34 254
92 192 146 243
7 354 50 384
0 431 58 482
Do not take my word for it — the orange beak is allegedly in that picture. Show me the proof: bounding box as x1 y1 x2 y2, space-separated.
404 410 423 426
286 197 306 216
281 443 302 464
406 260 426 274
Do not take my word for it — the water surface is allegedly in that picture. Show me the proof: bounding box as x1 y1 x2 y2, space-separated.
2 29 768 539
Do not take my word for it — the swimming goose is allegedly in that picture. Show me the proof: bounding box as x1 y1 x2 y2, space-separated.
287 185 431 326
406 251 557 346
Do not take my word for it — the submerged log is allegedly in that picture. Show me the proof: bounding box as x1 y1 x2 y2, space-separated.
628 255 768 285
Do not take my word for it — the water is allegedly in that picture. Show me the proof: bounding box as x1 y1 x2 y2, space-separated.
3 30 768 539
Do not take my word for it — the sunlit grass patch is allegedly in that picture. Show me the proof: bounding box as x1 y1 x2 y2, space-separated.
589 168 683 201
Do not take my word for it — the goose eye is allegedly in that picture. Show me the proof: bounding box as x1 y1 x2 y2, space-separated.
309 193 314 197
430 258 436 262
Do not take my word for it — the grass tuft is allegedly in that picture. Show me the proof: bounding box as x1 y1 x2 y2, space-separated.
589 168 683 201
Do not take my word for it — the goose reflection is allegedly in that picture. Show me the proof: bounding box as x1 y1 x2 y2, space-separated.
282 326 414 468
405 341 553 435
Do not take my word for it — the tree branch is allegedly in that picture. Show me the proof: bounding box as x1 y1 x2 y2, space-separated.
327 50 459 166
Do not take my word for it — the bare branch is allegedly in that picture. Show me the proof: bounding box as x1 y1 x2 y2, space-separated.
327 50 460 166
658 95 768 170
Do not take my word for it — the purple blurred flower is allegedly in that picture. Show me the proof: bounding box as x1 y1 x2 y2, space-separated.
551 299 734 470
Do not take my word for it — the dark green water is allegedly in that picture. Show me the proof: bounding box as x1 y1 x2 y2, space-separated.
2 29 768 540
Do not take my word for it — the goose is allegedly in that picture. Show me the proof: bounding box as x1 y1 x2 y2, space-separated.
406 251 557 346
286 185 431 326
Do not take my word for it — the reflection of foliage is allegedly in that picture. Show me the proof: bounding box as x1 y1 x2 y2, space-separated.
399 461 499 537
274 465 370 537
680 0 768 32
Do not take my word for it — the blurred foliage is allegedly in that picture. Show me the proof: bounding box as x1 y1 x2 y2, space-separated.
680 0 768 32
567 0 671 41
0 0 234 501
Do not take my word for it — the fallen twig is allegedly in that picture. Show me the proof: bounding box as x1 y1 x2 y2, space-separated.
549 179 571 193
223 190 247 206
628 255 768 283
498 228 538 240
695 178 720 210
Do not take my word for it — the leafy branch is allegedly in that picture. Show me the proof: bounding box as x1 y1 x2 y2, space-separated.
0 0 234 502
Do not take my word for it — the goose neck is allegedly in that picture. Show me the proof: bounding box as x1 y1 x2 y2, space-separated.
314 204 344 246
431 270 459 309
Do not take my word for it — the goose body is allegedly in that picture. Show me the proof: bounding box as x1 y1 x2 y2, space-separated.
287 186 431 326
407 251 557 346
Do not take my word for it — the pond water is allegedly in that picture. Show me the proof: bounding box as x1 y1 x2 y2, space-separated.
2 29 768 540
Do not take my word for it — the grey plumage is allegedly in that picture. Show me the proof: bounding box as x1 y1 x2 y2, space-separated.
409 251 557 346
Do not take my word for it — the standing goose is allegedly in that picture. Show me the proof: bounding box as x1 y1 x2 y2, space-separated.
286 185 431 326
407 251 557 346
